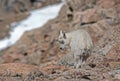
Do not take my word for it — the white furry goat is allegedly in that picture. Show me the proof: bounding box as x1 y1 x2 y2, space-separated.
58 29 93 68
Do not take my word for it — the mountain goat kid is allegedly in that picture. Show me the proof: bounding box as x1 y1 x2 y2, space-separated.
58 29 93 68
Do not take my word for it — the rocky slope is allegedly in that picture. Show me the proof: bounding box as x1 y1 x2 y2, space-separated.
0 0 120 81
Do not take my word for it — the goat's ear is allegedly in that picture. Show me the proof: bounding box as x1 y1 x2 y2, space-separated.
59 30 66 38
59 30 63 35
63 31 66 39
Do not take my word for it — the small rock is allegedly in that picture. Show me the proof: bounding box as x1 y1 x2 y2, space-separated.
114 74 120 80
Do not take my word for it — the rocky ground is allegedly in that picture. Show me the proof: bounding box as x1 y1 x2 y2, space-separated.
0 0 120 81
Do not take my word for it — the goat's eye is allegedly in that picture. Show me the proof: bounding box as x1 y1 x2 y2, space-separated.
60 41 64 44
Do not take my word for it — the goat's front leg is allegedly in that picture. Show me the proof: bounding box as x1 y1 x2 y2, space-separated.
74 54 82 69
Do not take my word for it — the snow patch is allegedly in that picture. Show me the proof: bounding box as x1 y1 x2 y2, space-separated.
0 2 64 51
